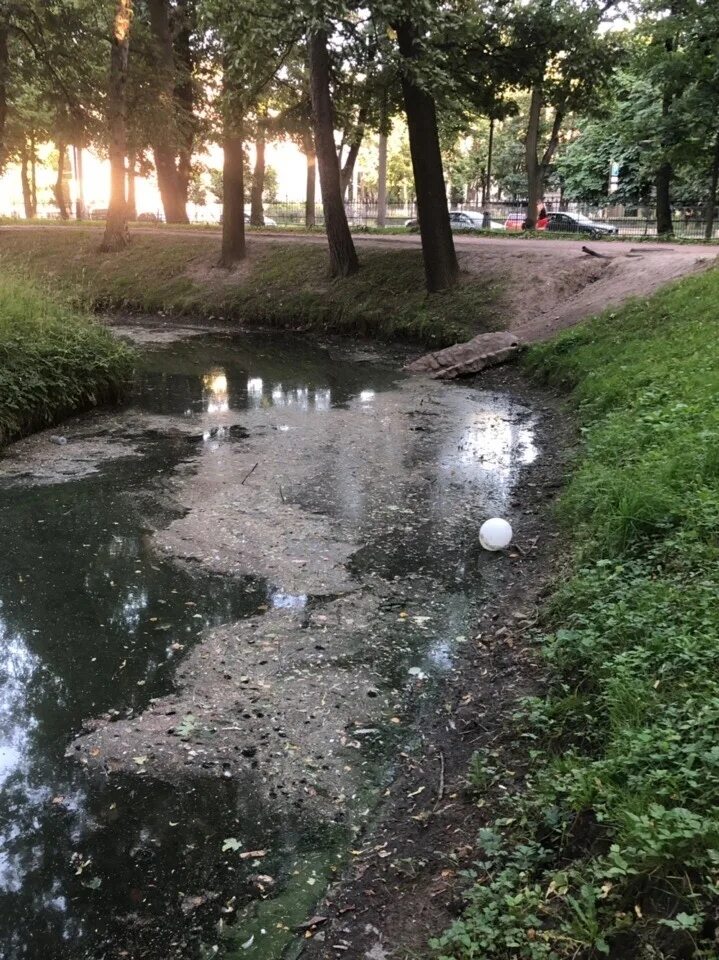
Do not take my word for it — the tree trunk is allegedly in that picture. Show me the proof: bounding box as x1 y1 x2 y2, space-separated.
30 135 37 216
340 113 365 199
220 122 246 267
174 0 194 215
396 20 457 292
482 117 494 206
101 0 132 252
308 28 358 277
74 145 86 219
54 142 69 219
525 92 562 229
250 118 266 226
0 21 7 166
704 127 719 241
304 130 316 228
656 162 673 235
20 142 33 219
127 148 137 219
377 129 388 227
148 0 190 223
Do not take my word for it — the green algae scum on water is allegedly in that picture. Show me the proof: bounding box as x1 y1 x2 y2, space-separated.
0 326 544 959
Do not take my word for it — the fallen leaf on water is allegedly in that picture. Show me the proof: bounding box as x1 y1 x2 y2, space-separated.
222 838 242 852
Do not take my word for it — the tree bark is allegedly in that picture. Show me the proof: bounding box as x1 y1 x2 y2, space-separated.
304 130 316 228
101 0 131 252
704 127 719 241
656 162 673 235
396 20 457 292
482 116 494 206
220 121 246 267
54 142 69 219
308 28 358 277
525 91 561 229
340 110 366 199
127 148 137 219
148 0 191 223
74 145 86 219
0 22 7 165
377 129 388 227
20 142 33 219
30 135 37 216
250 117 266 226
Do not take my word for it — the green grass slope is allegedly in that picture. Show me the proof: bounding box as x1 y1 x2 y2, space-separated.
434 267 719 959
0 272 134 446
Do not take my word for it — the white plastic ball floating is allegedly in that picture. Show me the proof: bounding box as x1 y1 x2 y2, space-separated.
479 517 513 552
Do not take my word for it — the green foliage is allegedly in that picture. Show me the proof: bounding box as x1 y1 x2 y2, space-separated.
439 266 719 959
0 270 134 446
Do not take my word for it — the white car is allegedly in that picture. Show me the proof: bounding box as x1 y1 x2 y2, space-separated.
405 211 505 231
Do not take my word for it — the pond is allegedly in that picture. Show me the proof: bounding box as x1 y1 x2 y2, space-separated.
0 328 540 959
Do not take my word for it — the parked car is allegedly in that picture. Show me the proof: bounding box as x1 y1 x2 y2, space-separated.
504 211 549 230
244 214 278 226
545 212 619 237
89 208 108 221
404 211 505 232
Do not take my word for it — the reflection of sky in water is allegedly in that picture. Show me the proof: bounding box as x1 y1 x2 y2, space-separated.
202 371 229 414
270 591 308 610
0 617 35 792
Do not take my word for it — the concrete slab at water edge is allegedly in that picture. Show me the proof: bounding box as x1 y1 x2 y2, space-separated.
405 331 521 380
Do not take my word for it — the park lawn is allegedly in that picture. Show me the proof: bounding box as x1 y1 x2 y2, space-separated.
0 229 506 347
0 271 134 447
434 266 719 959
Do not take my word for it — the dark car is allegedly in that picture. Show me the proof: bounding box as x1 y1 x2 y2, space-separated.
545 212 619 237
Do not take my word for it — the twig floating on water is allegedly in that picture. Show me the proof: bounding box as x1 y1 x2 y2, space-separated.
240 462 259 485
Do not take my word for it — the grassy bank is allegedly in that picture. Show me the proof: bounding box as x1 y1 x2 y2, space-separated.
0 272 134 446
434 267 719 959
0 229 505 347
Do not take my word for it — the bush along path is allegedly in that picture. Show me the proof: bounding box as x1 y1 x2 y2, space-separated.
434 266 719 959
0 272 134 447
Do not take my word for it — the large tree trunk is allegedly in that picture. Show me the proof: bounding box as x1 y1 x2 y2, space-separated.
396 20 457 293
377 129 388 227
148 0 191 223
308 28 358 277
704 127 719 241
101 0 131 252
525 91 561 229
250 117 266 226
127 148 137 219
656 162 673 235
174 0 194 214
54 142 69 219
20 142 33 219
304 130 316 228
220 121 246 267
0 22 7 165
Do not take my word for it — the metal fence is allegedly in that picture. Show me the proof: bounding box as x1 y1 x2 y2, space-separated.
5 198 717 239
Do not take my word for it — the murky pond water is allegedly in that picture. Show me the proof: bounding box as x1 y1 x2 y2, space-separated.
0 330 539 959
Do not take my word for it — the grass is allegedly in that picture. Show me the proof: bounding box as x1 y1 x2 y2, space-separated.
433 266 719 959
0 229 505 347
0 271 135 447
